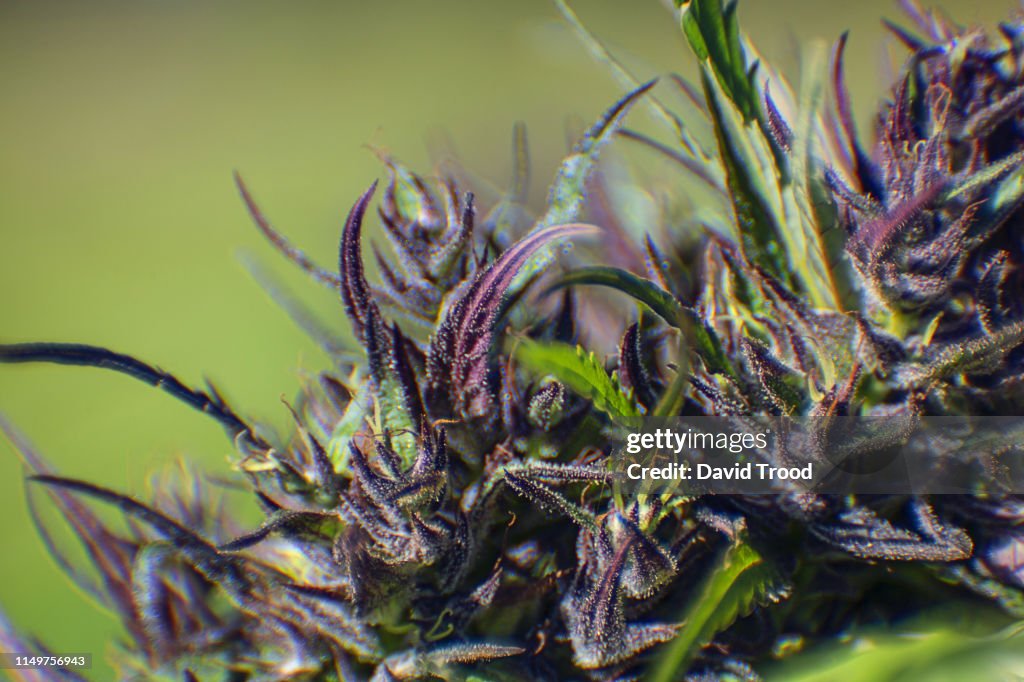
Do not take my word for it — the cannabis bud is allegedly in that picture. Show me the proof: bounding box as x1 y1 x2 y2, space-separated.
3 1 1024 680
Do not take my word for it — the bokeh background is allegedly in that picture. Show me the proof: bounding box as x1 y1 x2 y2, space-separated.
0 0 1015 678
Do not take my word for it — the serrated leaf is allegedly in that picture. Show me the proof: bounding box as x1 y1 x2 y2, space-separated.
514 339 642 423
647 541 783 682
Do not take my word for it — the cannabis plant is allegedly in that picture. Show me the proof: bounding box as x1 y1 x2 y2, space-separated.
4 1 1024 680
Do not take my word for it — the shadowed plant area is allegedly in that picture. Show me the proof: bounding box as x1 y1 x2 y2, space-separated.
4 0 1024 680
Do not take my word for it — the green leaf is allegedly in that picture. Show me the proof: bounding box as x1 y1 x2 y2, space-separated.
765 622 1024 682
647 541 783 682
323 382 371 471
550 266 736 378
375 365 420 465
512 80 653 291
514 339 642 423
371 149 439 230
550 266 686 325
682 0 760 123
782 39 843 311
682 1 842 311
700 66 790 282
540 79 652 229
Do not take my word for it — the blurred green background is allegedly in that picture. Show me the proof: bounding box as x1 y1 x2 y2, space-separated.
0 0 1014 678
